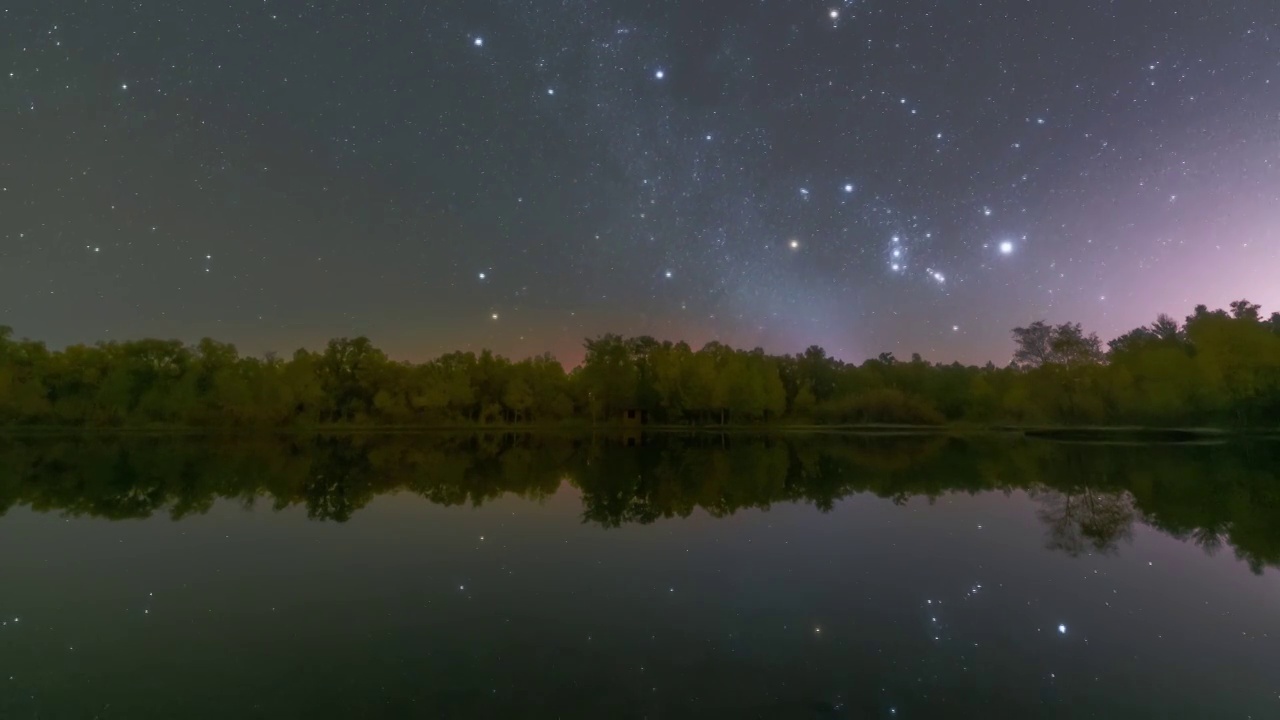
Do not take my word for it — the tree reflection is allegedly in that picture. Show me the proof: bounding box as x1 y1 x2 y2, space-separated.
1033 489 1136 556
1 433 1278 572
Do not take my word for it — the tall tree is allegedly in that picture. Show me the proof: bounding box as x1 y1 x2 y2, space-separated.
1013 321 1103 367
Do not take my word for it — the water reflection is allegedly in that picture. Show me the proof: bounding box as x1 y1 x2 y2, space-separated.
2 433 1278 571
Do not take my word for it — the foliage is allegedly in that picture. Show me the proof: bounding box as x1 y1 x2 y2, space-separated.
813 388 945 425
1 298 1279 428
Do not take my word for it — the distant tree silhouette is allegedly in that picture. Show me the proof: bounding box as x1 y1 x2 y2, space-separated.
1 300 1278 428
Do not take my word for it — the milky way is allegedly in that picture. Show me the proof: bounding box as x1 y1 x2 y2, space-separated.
2 1 1277 364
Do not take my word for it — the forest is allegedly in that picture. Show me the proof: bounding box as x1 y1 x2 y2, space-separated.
1 299 1278 428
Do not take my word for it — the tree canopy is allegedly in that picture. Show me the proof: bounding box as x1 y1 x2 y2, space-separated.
1 298 1278 428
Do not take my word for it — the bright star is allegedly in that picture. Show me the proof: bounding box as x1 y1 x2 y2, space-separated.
829 9 839 20
892 249 901 257
654 69 665 79
799 188 809 196
952 325 959 331
547 88 555 96
999 241 1014 254
843 183 854 193
892 235 900 243
1058 624 1067 634
789 239 800 250
983 207 992 217
473 37 484 47
478 272 486 280
664 270 672 278
490 313 499 320
891 263 901 271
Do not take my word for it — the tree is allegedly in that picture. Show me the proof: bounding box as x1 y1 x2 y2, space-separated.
1230 299 1262 322
317 337 387 421
1012 321 1054 366
1013 321 1103 367
1186 304 1280 425
0 330 52 422
1 299 1276 429
792 380 817 417
1152 313 1183 341
578 334 638 421
797 345 842 402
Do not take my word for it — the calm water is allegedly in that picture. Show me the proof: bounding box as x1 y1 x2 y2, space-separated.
1 433 1278 718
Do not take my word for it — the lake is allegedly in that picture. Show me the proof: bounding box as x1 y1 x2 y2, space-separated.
1 433 1278 718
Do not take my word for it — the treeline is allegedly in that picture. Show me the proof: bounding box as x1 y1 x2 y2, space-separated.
2 299 1279 427
3 434 1279 572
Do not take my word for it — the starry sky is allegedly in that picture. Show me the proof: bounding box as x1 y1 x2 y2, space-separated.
2 1 1278 365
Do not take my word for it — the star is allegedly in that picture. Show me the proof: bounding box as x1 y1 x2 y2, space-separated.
5 0 1267 393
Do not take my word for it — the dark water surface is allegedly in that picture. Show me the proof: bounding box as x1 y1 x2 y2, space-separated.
1 434 1278 718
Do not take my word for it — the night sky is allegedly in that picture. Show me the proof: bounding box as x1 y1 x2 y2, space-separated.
3 1 1278 365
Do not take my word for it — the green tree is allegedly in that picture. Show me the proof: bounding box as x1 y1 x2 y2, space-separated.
578 334 638 422
317 337 388 422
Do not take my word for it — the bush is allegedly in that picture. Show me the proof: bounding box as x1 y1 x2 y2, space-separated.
814 388 945 425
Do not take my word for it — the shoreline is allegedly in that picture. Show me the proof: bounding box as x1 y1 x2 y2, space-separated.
0 423 1273 441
